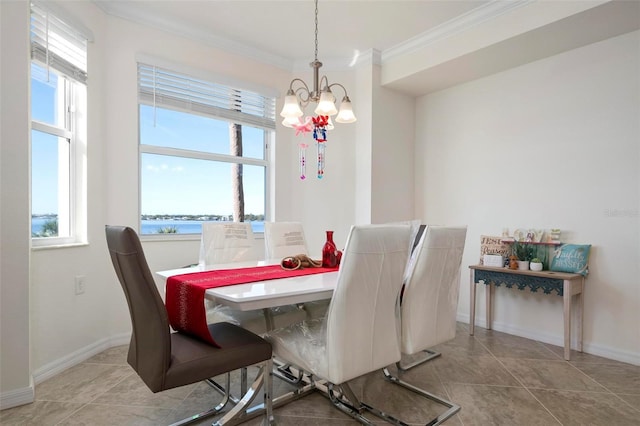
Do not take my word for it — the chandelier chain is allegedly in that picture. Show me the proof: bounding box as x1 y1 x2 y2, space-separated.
314 0 318 61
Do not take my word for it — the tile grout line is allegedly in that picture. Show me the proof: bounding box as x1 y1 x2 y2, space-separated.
52 366 135 426
431 358 467 426
565 362 640 413
472 332 565 426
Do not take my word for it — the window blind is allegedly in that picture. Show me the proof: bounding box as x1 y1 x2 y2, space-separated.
31 3 88 84
137 63 276 130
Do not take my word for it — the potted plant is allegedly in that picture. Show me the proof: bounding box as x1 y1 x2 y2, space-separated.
530 257 543 271
512 240 534 270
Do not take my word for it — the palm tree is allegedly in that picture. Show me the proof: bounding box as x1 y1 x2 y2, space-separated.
32 218 58 237
230 121 244 222
157 226 178 234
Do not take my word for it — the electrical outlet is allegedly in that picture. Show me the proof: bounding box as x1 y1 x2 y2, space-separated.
75 275 86 295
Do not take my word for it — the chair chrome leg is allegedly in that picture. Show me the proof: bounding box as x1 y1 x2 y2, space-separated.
213 361 269 426
327 383 376 425
263 359 275 425
275 363 304 384
169 372 232 426
328 383 409 426
396 349 441 371
205 373 241 405
382 367 460 426
240 367 248 397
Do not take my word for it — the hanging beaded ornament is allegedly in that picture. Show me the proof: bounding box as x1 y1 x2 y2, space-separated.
312 115 328 179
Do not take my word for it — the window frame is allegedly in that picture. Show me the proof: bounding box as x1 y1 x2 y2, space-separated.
30 2 89 248
137 63 275 240
30 62 86 248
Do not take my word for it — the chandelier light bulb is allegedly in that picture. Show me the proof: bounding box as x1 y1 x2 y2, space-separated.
314 90 338 116
335 96 357 123
280 93 304 118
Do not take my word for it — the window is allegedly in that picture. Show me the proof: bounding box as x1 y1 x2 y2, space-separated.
138 63 275 236
30 3 88 246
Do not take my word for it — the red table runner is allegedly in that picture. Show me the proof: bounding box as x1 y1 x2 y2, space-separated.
165 265 338 346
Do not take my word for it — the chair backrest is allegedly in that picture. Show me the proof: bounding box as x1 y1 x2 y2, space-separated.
199 222 259 266
263 221 308 259
324 224 411 384
400 226 467 355
105 225 171 392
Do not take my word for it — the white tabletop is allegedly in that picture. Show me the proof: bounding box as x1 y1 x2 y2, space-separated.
156 260 339 311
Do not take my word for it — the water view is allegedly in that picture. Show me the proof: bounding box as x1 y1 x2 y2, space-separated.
140 219 264 234
31 216 264 236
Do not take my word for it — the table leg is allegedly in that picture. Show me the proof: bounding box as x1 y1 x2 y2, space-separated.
263 308 275 331
563 280 571 361
578 278 584 353
486 281 493 330
470 269 476 335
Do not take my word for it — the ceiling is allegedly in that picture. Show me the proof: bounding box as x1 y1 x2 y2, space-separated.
93 0 640 95
93 0 491 68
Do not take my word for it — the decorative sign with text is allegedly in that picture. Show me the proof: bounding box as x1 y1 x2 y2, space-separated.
479 235 511 265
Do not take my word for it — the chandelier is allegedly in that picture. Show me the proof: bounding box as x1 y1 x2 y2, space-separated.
280 0 357 180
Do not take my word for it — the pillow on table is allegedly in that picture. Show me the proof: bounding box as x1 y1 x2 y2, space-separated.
550 244 591 276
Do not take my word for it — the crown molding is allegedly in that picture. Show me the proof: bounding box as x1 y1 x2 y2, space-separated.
291 48 381 73
93 0 534 72
381 0 535 62
353 49 382 68
92 0 293 71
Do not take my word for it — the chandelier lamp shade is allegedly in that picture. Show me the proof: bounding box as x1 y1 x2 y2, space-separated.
280 64 357 125
281 0 357 180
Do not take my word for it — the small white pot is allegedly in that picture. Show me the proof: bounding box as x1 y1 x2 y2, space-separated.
530 262 543 271
517 260 529 270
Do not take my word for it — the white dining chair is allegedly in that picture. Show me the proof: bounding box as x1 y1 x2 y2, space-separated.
381 225 466 425
303 219 424 322
199 222 306 334
266 224 414 424
263 221 308 259
199 222 258 267
396 225 467 367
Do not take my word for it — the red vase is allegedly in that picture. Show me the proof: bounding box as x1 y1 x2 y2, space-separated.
322 231 338 268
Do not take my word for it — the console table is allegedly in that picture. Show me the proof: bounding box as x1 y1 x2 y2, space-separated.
469 265 585 360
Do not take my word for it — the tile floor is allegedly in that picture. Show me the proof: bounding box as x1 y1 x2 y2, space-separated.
1 323 639 425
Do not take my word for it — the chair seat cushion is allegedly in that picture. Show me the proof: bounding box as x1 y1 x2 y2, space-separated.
164 322 271 390
266 318 328 380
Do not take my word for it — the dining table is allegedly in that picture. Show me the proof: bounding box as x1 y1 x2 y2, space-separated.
155 259 340 422
156 259 338 310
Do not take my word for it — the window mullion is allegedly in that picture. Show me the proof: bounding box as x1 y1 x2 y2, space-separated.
32 120 72 139
140 144 267 167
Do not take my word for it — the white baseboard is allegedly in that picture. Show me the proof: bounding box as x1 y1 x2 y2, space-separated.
458 313 640 366
1 334 130 411
32 333 130 385
0 384 35 410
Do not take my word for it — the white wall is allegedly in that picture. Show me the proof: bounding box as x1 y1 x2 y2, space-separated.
0 1 33 409
371 65 415 224
27 1 120 380
415 30 640 364
353 59 416 227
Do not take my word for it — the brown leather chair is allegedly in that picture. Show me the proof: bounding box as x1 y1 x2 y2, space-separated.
105 225 274 425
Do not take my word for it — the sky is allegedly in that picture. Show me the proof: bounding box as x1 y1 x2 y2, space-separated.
31 63 266 217
31 64 60 215
139 105 266 216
